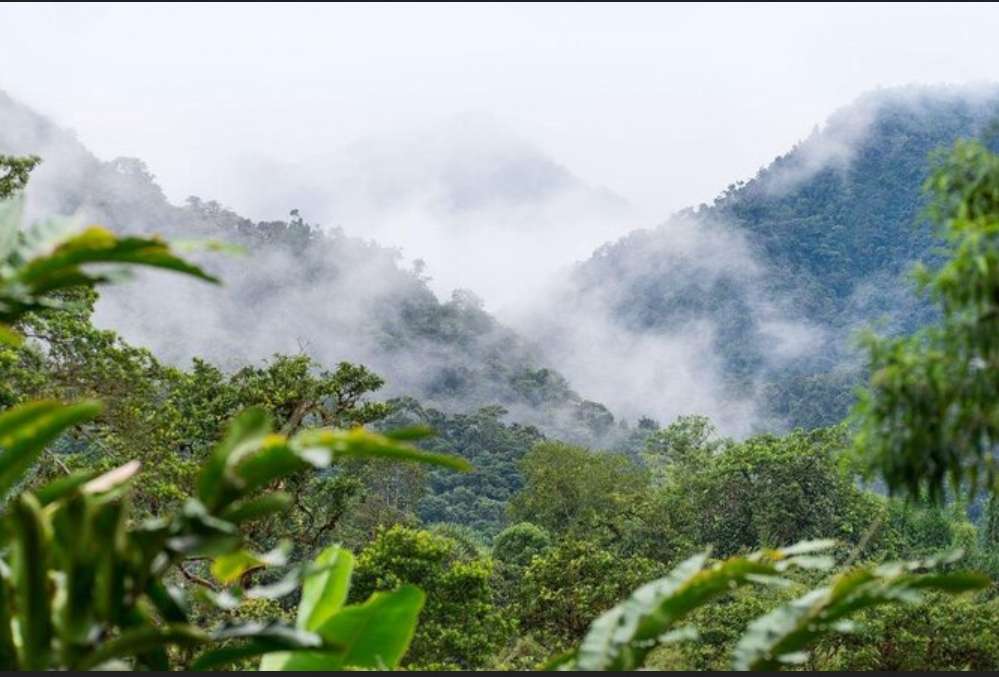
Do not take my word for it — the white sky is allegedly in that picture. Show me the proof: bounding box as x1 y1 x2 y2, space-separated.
2 2 998 217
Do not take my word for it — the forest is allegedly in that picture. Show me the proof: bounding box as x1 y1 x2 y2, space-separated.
2 86 999 671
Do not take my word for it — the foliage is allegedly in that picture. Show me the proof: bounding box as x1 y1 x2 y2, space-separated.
0 167 217 345
646 427 873 557
382 398 544 535
556 540 987 671
351 525 512 669
0 154 40 200
492 521 552 568
3 102 999 671
0 402 461 669
515 538 663 648
817 592 999 670
509 441 647 541
0 166 471 670
251 545 423 671
732 552 989 670
854 139 999 501
641 414 722 482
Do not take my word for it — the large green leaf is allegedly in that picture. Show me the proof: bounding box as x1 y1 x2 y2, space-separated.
296 545 354 632
229 437 313 497
573 553 771 670
210 543 289 586
260 585 424 671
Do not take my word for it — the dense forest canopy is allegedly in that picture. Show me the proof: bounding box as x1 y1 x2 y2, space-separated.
1 82 999 670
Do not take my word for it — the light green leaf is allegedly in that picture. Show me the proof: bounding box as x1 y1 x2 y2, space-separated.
296 545 354 632
261 585 424 671
293 427 471 472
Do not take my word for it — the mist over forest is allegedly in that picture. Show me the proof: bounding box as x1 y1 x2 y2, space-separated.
3 3 999 672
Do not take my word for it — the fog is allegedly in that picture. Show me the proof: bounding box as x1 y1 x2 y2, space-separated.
3 3 999 436
3 3 999 307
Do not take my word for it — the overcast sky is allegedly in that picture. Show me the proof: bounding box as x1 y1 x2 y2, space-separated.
2 2 998 219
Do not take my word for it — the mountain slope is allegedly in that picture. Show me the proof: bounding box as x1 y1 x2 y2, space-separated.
0 90 617 442
537 85 999 430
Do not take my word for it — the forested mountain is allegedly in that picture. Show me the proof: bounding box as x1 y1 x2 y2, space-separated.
6 85 998 439
0 89 618 443
546 85 999 430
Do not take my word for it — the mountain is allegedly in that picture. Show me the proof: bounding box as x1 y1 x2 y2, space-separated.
536 85 999 431
0 90 619 443
7 84 995 438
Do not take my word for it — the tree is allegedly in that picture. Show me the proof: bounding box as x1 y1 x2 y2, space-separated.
642 414 723 483
350 525 511 669
514 538 663 649
0 155 41 199
493 522 552 569
0 166 471 669
509 441 648 542
854 140 999 501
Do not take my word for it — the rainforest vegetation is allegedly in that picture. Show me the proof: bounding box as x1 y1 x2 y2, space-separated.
2 89 999 671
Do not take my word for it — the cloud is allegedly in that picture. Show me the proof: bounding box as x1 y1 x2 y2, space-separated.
509 211 826 436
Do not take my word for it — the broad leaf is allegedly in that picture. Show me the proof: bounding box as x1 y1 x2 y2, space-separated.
260 585 424 671
296 545 354 632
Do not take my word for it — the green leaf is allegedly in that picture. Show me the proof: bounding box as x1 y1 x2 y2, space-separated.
293 427 471 472
296 545 354 632
16 226 220 290
11 494 52 670
197 407 271 511
230 437 310 497
193 641 315 671
219 492 292 524
576 552 774 670
571 541 825 671
34 469 98 506
145 580 188 624
211 544 289 586
76 623 208 670
193 623 325 670
212 550 267 586
261 585 424 671
0 400 102 500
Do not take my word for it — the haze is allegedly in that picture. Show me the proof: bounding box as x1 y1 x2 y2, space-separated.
2 2 999 311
